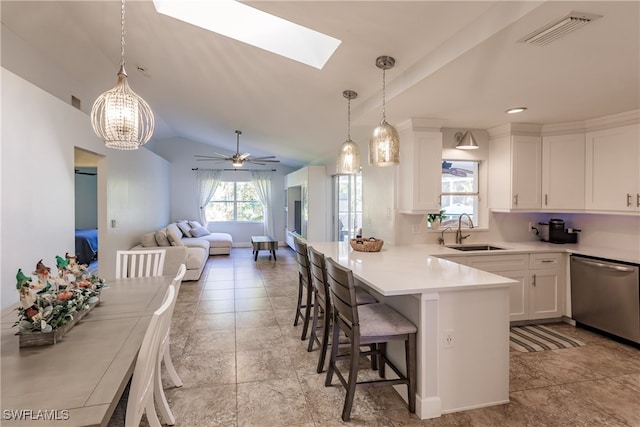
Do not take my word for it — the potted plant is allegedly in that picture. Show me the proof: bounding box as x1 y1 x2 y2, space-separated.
427 209 446 228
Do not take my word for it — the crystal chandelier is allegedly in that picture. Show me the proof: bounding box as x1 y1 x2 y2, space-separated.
91 0 154 150
369 56 399 166
336 90 361 174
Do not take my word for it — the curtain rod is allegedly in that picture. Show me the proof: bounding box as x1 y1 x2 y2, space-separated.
192 168 276 172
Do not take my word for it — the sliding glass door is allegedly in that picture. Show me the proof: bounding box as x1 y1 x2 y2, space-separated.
333 174 362 241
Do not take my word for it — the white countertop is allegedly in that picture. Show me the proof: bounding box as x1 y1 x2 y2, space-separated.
307 241 516 296
424 240 640 265
307 240 640 297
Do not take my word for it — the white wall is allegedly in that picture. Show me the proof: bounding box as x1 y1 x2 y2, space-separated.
1 68 171 308
153 137 295 245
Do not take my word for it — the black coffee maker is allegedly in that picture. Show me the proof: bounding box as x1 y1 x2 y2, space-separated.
548 218 579 244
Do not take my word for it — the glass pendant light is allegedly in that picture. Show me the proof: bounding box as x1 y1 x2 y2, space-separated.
369 56 399 166
336 90 361 174
91 0 154 150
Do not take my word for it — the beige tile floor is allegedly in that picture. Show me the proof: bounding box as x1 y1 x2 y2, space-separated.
110 247 640 426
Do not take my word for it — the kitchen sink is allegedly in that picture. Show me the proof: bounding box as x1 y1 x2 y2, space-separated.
446 244 506 251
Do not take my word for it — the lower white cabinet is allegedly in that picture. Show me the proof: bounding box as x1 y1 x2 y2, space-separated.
462 252 565 322
528 253 564 320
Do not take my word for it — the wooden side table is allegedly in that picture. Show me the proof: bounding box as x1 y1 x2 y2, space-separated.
251 236 278 261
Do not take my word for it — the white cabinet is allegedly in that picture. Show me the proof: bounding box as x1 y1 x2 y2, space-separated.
585 123 640 212
528 253 564 320
465 254 530 322
396 120 443 214
285 165 327 248
542 133 585 210
489 134 542 210
464 252 565 322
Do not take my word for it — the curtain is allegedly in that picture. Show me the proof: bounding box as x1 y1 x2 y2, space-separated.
197 169 222 226
250 170 273 237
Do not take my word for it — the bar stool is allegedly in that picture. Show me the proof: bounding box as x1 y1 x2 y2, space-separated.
293 237 313 340
324 257 417 422
307 246 377 373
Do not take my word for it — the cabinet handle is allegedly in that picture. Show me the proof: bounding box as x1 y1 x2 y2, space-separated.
541 259 555 263
532 274 536 286
437 194 442 206
627 193 633 207
544 194 548 206
637 193 640 208
513 194 518 206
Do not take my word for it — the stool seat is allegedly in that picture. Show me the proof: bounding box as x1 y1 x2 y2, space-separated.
357 303 417 338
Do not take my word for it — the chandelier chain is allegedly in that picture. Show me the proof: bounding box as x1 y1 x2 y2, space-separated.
347 97 351 140
120 0 126 68
381 68 386 121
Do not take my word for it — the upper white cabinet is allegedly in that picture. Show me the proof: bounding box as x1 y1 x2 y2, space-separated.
489 131 542 210
541 133 585 210
396 119 443 214
585 123 640 212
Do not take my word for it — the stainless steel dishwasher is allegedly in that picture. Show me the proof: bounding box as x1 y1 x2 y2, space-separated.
570 255 640 344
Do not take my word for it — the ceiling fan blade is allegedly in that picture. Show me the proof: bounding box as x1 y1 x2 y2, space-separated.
239 152 251 160
74 169 97 176
195 158 227 162
194 155 230 160
250 158 280 163
247 161 267 165
250 155 277 160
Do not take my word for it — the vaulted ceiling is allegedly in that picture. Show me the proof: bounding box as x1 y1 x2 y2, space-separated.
2 1 638 167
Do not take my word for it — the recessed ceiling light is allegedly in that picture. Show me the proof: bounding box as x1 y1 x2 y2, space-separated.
506 107 527 114
152 0 341 70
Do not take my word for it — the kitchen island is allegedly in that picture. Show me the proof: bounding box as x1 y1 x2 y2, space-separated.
308 241 516 420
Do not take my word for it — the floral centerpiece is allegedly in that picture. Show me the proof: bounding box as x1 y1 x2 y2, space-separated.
13 254 106 346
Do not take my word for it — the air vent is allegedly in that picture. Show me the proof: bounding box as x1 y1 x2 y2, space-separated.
519 12 602 46
71 95 81 110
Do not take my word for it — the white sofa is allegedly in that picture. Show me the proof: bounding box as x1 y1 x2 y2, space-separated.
131 221 233 281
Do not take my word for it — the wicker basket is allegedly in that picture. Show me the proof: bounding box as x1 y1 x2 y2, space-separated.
349 238 384 252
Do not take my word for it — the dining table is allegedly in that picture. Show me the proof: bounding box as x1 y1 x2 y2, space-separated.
0 275 172 426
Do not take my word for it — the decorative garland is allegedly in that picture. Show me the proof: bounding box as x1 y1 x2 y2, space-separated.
13 254 106 333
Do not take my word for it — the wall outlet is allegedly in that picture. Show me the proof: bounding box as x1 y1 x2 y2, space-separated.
412 223 421 234
443 329 454 348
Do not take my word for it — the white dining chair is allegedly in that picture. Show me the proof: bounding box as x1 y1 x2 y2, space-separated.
125 284 176 427
154 263 186 425
115 249 166 279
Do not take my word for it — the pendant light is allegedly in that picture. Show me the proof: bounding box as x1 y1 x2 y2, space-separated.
369 56 399 166
336 90 361 174
91 0 154 150
455 131 479 150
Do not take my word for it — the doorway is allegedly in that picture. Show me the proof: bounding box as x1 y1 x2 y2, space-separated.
332 174 363 241
74 148 100 273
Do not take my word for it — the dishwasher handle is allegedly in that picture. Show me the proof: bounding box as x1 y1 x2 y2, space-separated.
572 257 636 273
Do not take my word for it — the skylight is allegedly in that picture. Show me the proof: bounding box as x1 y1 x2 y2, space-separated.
152 0 341 69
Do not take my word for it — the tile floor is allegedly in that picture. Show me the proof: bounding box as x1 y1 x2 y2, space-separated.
111 247 640 426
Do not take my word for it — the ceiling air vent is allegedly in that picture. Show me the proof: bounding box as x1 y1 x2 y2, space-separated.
519 11 602 46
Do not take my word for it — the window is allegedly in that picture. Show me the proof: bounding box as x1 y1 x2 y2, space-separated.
205 181 263 222
440 160 479 226
333 174 363 241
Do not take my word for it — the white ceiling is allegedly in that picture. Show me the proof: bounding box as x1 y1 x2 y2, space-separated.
2 1 638 168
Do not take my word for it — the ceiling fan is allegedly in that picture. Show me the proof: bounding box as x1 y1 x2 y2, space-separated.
195 130 280 167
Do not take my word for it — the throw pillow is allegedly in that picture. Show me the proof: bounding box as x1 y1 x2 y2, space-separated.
166 223 184 246
177 221 192 237
140 232 159 247
154 228 171 247
188 220 203 229
190 226 211 238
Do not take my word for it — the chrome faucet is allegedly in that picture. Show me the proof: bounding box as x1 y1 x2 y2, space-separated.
438 227 452 245
455 213 474 244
